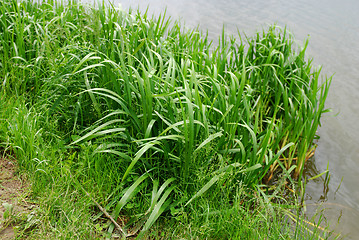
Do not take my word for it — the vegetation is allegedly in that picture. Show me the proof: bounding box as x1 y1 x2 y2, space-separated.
0 0 335 238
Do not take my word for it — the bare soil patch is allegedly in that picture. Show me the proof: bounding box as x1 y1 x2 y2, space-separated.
0 155 31 239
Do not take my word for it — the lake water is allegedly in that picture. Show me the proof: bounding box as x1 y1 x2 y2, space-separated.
82 0 359 238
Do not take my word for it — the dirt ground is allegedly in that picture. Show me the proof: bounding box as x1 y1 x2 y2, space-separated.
0 155 31 239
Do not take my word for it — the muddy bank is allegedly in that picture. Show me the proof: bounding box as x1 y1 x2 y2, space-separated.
0 156 30 239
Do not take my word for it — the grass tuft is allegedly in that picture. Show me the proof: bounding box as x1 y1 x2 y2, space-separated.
0 0 336 238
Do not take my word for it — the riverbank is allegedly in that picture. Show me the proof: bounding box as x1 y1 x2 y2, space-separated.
0 0 336 238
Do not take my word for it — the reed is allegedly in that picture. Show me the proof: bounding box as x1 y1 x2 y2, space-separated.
0 0 333 238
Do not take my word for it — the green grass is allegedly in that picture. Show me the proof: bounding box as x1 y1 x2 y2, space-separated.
0 0 337 239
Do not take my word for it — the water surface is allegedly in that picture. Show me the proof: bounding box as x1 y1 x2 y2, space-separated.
83 0 359 237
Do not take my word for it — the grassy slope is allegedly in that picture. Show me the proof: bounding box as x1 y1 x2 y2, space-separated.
0 0 336 239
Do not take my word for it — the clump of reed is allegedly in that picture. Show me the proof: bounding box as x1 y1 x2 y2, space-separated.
0 0 333 238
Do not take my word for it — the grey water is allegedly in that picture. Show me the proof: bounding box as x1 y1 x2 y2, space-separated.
83 0 359 238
